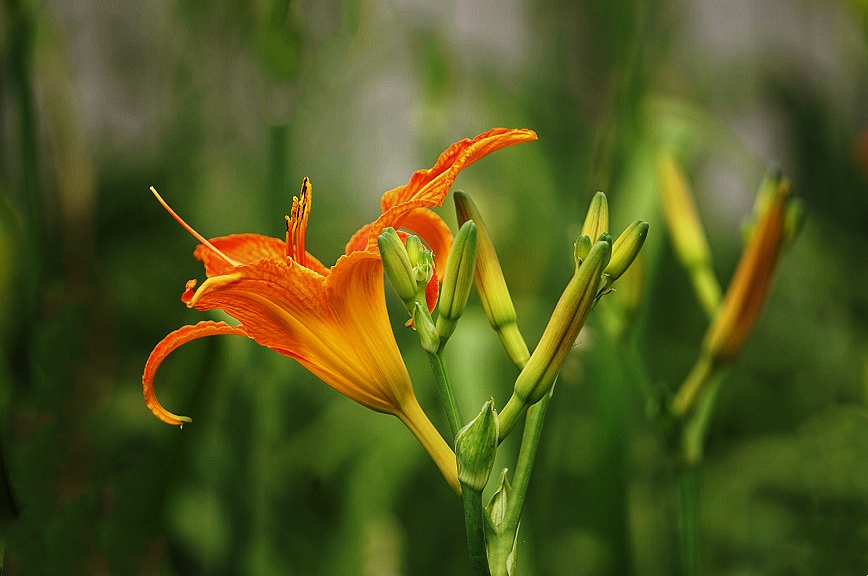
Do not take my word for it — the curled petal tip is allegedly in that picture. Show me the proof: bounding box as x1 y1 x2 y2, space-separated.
143 321 248 427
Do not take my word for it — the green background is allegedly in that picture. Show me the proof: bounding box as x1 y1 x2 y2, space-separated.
0 0 867 574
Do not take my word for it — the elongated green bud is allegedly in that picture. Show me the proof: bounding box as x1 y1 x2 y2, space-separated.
436 221 477 340
414 302 440 354
454 191 530 368
499 239 611 439
455 399 499 491
378 227 417 303
604 220 649 285
581 191 609 240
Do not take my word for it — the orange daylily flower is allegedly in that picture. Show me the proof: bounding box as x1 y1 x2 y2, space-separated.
143 127 538 494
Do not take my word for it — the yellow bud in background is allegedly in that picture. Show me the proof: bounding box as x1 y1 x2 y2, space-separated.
454 191 530 368
581 191 609 241
673 172 796 418
657 152 722 318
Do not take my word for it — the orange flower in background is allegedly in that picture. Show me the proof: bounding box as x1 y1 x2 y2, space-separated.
143 127 538 494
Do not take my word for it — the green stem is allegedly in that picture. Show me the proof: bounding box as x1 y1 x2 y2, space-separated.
427 348 463 439
504 390 551 530
678 464 700 576
461 484 492 576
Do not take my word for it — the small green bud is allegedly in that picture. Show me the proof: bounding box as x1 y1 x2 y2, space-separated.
604 220 649 285
485 468 511 529
378 227 417 303
581 191 609 240
455 399 499 492
414 250 435 284
484 469 520 576
405 235 424 266
574 235 592 263
436 221 477 340
413 302 440 354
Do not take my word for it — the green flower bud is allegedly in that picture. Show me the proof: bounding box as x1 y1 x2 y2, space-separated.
455 399 499 492
414 250 435 285
485 468 511 529
436 221 477 340
454 191 530 368
484 469 520 576
405 234 424 266
574 235 592 264
378 227 417 303
604 220 649 285
581 191 609 240
499 239 611 439
413 302 440 354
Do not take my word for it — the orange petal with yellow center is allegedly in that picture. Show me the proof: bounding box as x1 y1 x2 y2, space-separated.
186 256 402 413
143 320 249 426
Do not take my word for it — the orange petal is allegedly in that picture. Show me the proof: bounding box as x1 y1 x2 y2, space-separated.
187 258 398 413
380 128 538 211
366 128 537 251
195 233 330 277
143 321 249 426
344 223 372 255
326 251 417 409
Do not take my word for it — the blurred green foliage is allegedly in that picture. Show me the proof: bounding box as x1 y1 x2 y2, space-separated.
0 0 867 574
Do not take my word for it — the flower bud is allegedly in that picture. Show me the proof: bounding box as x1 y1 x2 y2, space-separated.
484 469 520 576
499 239 611 439
574 235 592 264
604 220 649 285
436 221 477 340
405 234 424 266
657 152 722 317
414 302 440 354
581 191 609 240
703 174 791 364
657 153 713 270
378 227 417 303
673 172 796 418
454 191 530 368
485 468 511 529
414 250 435 285
455 399 499 492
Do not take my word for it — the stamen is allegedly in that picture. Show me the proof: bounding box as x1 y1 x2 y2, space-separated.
296 177 311 264
284 215 292 258
285 178 312 266
150 187 241 267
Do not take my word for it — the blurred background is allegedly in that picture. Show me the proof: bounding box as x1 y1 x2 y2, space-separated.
1 0 867 574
